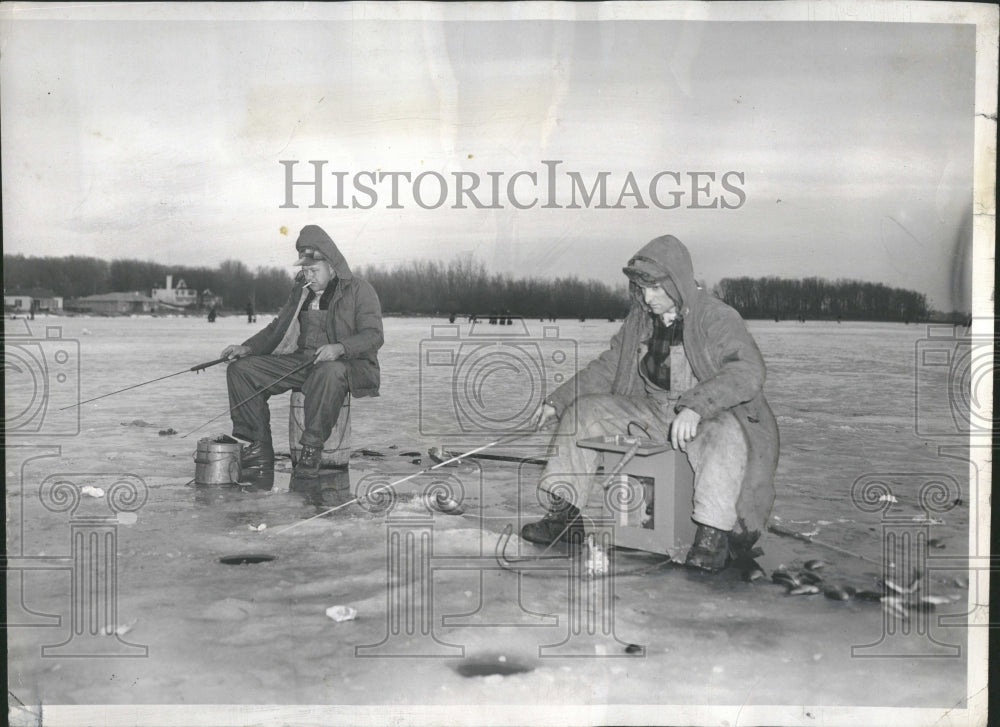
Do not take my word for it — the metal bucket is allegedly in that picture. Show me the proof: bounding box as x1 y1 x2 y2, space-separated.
194 437 242 484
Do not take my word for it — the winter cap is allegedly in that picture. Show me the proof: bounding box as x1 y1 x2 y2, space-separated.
622 256 662 288
623 254 682 304
294 247 328 266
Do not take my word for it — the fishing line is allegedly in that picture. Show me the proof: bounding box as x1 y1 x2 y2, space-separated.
181 358 316 439
62 355 237 410
268 430 537 537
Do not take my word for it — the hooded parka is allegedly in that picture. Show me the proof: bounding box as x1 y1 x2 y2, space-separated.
241 225 383 397
545 235 779 550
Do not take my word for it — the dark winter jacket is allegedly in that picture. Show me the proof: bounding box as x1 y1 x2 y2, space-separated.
546 235 779 547
242 226 384 397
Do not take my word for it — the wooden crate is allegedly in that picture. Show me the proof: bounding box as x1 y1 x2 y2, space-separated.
577 435 696 556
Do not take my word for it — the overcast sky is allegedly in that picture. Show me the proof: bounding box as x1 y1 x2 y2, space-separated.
0 5 980 310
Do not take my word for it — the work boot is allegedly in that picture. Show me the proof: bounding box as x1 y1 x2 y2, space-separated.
684 524 731 573
520 496 585 546
293 444 323 479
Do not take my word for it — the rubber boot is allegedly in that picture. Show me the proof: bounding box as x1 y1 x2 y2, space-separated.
240 440 274 487
241 440 275 471
520 496 585 546
684 523 731 572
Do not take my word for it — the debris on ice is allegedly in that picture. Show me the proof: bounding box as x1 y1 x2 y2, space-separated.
326 605 358 622
81 485 105 498
584 534 609 578
247 523 267 531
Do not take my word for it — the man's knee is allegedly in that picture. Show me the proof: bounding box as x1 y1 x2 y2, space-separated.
567 393 618 421
227 356 261 384
694 412 743 448
687 412 747 475
307 361 349 394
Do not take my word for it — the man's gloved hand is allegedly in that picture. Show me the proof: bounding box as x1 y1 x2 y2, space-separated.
313 343 346 362
670 407 702 452
221 344 251 361
531 402 558 430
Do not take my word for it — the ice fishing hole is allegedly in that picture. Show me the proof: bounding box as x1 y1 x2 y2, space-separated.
218 553 277 565
453 653 535 678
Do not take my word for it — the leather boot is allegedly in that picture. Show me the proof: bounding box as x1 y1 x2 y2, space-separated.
684 523 731 572
520 496 585 546
293 444 323 479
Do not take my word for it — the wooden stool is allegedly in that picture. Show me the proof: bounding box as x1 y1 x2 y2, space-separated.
577 435 696 556
288 391 351 468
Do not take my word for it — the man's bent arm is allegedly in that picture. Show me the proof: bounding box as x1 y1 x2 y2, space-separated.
242 287 299 355
545 322 624 414
676 309 765 418
337 280 385 358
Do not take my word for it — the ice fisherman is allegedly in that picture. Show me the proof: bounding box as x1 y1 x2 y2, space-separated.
220 225 384 481
520 235 779 572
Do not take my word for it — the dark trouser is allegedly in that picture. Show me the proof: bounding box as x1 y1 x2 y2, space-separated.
226 352 348 448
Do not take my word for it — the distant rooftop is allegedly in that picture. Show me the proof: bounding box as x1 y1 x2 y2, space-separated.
6 287 60 298
69 292 156 303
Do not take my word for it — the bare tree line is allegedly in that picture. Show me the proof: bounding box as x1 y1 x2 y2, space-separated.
6 254 950 322
713 276 932 322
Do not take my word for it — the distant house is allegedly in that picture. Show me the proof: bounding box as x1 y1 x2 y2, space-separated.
65 292 155 315
4 288 64 313
200 288 224 309
152 275 198 308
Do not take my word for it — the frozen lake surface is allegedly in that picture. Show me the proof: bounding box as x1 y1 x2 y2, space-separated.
8 314 972 566
5 314 977 716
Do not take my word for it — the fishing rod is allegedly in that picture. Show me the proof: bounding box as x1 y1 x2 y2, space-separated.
270 430 538 537
181 357 316 439
61 355 238 410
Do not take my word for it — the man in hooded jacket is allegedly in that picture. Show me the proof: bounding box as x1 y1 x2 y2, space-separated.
220 225 383 481
520 235 779 571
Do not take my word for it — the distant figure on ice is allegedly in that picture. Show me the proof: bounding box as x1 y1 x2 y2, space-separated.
220 225 384 482
246 301 255 324
520 235 779 573
207 306 217 323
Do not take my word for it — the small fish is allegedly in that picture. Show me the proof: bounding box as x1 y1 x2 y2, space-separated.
883 571 922 595
905 600 936 613
773 574 800 588
352 448 384 458
788 584 820 596
399 451 421 457
854 590 883 602
742 562 766 583
798 571 824 586
410 458 422 465
823 585 855 601
921 594 959 606
882 596 909 620
804 559 825 572
954 577 969 589
927 538 947 550
625 644 643 654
